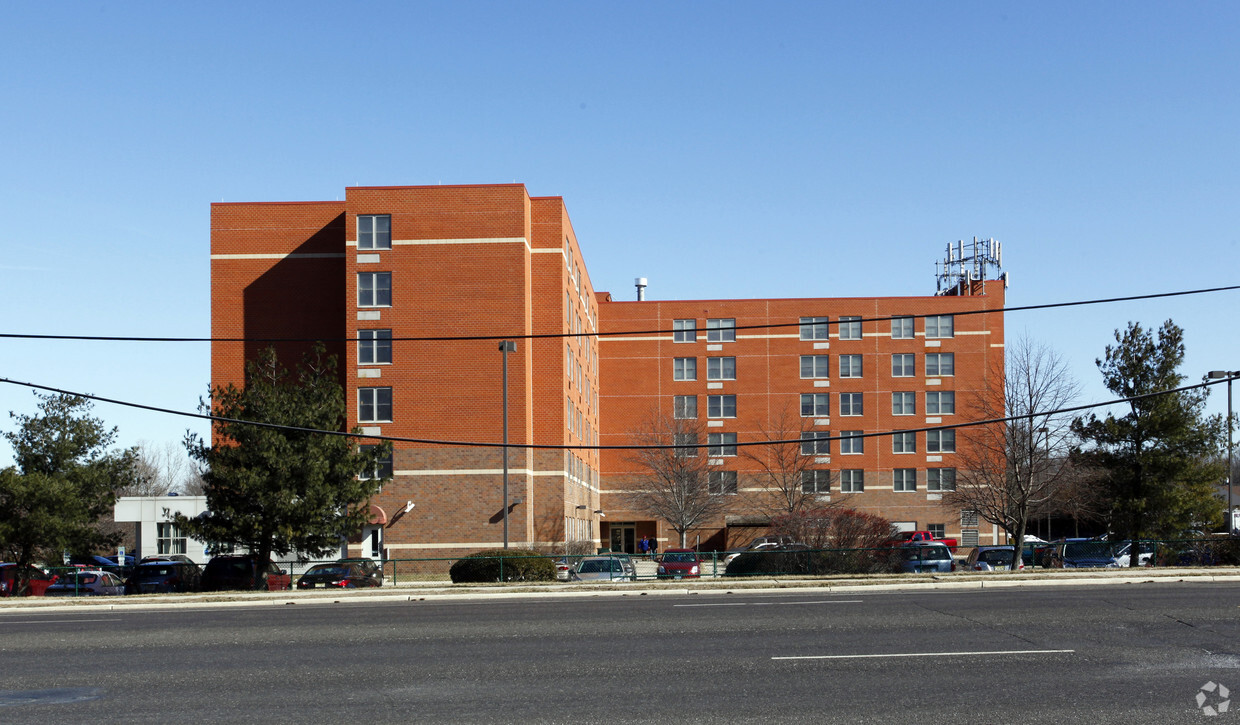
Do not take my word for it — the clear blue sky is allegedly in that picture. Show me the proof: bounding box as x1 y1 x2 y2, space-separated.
2 2 1238 467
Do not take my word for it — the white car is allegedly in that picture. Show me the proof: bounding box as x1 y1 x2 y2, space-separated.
569 556 632 582
44 570 126 596
1113 542 1155 567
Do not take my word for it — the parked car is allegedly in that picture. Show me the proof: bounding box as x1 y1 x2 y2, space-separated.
336 558 384 586
722 540 786 567
201 555 291 591
125 561 202 594
898 543 955 573
140 554 196 565
889 530 960 553
45 570 126 597
656 549 702 579
1049 539 1120 569
1113 541 1156 567
296 562 383 589
570 556 633 582
0 563 58 597
963 545 1023 571
553 558 575 581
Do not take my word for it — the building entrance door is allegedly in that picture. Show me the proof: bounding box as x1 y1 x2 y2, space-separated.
362 526 384 560
610 524 636 554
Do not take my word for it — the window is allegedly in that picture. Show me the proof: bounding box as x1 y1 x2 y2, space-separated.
674 433 698 458
358 329 392 365
707 318 736 342
708 432 737 457
926 314 954 338
840 431 864 454
891 316 915 339
707 356 736 380
156 522 187 555
358 387 392 422
927 429 956 453
839 355 862 378
673 357 697 381
357 272 392 307
800 355 829 379
707 395 736 418
673 395 697 419
892 353 915 377
359 444 394 480
927 524 946 539
709 471 738 495
892 392 915 416
893 431 916 454
673 319 696 343
800 431 830 456
893 468 916 492
800 316 829 340
357 215 391 250
960 508 977 526
926 353 955 376
929 468 957 492
800 393 830 417
839 392 863 416
838 316 862 340
801 470 831 494
926 391 955 415
840 469 864 493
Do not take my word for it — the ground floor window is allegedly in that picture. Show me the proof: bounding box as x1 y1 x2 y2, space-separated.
157 522 187 555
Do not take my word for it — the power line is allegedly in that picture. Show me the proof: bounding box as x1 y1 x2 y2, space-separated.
0 374 1229 453
0 283 1236 344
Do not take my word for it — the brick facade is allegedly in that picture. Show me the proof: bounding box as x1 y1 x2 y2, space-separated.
211 184 1004 559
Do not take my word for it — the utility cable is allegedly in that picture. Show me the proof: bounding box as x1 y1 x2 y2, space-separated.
0 283 1236 344
0 375 1230 452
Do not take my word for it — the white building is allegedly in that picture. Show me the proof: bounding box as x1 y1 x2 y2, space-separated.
113 495 209 563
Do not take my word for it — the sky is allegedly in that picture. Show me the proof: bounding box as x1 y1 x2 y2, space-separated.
1 2 1238 467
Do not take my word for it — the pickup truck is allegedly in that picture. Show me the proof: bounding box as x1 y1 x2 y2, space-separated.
889 530 959 552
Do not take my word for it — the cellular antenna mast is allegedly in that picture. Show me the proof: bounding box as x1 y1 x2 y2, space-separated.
935 237 1007 296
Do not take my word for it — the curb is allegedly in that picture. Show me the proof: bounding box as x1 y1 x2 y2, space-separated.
2 567 1237 613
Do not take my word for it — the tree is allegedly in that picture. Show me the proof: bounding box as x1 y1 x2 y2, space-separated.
122 440 206 497
1072 320 1226 562
947 337 1081 569
739 407 839 516
0 393 138 593
623 413 729 548
175 346 391 588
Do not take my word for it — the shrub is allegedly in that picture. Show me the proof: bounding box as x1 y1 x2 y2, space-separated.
449 549 556 583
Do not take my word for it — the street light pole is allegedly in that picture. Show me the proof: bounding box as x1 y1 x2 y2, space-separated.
1208 370 1236 536
500 340 516 549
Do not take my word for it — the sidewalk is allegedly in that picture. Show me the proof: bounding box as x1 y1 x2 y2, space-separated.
3 566 1238 613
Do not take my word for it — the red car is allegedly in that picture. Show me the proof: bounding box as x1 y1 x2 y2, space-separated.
656 549 702 579
0 563 58 596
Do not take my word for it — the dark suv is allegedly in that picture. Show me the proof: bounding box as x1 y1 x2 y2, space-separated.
336 558 384 586
201 556 291 591
126 561 202 594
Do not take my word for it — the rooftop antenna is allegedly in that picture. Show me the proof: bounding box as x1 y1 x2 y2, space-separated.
635 277 648 301
935 237 1005 296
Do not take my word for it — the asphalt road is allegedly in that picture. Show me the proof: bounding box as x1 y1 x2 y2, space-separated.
1 582 1237 723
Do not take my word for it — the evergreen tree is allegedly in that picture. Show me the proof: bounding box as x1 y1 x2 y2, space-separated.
1072 321 1225 559
176 346 391 588
0 393 137 592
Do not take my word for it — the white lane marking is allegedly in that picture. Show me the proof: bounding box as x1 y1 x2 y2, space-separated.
675 600 862 608
773 649 1075 661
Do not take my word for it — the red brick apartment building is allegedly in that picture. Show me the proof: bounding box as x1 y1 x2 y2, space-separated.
211 184 1005 560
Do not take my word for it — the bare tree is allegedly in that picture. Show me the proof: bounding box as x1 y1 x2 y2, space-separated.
947 336 1081 569
120 441 203 497
623 413 730 548
740 406 839 516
